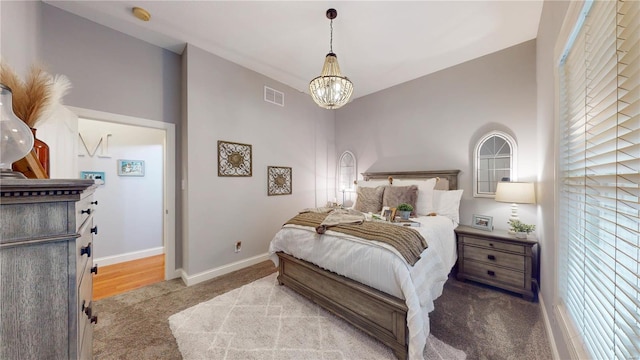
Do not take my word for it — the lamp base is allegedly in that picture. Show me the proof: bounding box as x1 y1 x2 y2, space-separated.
0 168 27 179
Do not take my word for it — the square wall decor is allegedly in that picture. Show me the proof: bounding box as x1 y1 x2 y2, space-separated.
117 160 145 176
218 140 252 177
268 166 292 196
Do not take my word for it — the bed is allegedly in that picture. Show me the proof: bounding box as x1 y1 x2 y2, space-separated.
269 170 461 360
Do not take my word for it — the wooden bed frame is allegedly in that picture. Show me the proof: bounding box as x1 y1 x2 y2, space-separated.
276 170 460 360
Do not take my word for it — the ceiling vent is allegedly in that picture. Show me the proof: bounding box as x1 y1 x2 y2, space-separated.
264 86 284 107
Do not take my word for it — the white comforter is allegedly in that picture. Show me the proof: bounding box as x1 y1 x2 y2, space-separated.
268 215 458 360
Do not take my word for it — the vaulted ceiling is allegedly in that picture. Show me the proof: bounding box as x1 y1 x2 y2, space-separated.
45 1 543 99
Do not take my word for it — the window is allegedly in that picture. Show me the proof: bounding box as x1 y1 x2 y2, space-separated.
473 131 517 197
558 1 639 359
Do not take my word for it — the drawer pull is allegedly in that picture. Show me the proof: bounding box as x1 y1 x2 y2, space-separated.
91 200 98 205
487 270 496 276
90 315 98 324
81 208 92 215
84 304 92 318
91 265 98 275
81 243 92 257
91 226 98 235
487 255 496 261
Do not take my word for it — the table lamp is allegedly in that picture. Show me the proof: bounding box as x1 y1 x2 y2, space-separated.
495 182 536 233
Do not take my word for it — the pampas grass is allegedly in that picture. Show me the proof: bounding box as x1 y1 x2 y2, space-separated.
21 65 52 128
0 60 70 128
0 61 28 119
33 74 72 128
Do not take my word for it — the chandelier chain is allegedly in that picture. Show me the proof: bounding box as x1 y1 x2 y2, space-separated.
329 18 333 53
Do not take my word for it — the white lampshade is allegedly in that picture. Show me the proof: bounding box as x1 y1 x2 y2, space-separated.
495 182 536 204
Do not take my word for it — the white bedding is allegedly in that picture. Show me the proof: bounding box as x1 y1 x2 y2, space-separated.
268 215 458 360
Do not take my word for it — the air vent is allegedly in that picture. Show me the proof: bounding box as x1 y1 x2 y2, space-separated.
264 86 284 107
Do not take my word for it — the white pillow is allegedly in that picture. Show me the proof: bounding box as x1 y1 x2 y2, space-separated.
432 189 464 223
392 178 437 215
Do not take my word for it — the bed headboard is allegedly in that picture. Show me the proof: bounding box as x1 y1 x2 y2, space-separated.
360 170 460 190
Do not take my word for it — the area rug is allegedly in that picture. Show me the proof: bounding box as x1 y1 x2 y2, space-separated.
169 273 466 360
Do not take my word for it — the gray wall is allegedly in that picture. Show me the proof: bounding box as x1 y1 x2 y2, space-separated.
182 44 335 275
335 40 539 230
0 1 42 77
536 1 571 358
40 4 180 125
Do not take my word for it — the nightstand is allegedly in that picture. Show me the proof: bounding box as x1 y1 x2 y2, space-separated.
455 225 538 301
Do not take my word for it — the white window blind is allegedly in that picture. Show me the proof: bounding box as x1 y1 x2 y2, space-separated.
558 0 639 359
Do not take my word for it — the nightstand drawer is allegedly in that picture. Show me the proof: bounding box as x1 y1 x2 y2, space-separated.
463 246 524 270
465 260 525 289
461 236 525 254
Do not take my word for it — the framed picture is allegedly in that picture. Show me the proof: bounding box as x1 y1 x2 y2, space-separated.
381 207 392 221
267 166 292 195
117 159 145 176
80 171 106 184
218 140 252 177
472 214 493 231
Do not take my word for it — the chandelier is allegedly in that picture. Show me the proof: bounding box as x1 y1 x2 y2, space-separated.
309 8 353 110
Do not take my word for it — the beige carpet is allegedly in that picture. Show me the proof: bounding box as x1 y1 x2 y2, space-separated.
169 273 466 360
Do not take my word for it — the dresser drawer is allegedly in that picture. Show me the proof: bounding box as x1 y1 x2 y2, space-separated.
464 260 525 289
461 236 525 254
78 273 93 351
76 218 94 278
463 245 525 270
75 196 95 231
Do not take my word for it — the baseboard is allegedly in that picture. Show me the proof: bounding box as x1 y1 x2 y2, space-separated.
180 252 270 286
554 302 590 359
94 246 164 267
538 293 561 360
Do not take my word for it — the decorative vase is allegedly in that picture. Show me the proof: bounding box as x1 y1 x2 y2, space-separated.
515 232 528 239
398 211 411 220
30 128 50 177
0 84 34 178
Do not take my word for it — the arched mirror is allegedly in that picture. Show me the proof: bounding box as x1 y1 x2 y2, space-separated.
474 131 517 198
337 151 356 205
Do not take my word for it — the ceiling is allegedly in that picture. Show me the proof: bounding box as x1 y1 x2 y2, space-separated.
44 1 543 100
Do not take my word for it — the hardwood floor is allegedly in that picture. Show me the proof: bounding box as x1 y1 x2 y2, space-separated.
93 254 165 301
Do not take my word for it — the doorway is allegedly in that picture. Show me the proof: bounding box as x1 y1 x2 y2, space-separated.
70 106 176 281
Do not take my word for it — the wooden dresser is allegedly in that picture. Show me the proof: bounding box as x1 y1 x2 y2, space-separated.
455 225 538 301
0 179 98 359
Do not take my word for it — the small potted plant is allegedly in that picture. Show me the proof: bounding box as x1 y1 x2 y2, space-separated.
508 219 535 239
396 203 413 220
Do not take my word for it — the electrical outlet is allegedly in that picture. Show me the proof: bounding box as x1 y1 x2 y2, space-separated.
235 241 242 253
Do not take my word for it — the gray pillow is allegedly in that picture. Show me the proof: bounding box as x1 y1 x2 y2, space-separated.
354 186 385 213
383 185 418 216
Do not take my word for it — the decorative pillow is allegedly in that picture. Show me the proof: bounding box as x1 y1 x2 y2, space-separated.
354 186 385 213
392 178 437 215
382 185 418 217
433 189 464 224
355 179 391 188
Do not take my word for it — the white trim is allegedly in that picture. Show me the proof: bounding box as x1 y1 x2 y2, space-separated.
180 253 271 286
68 106 177 280
554 303 591 360
93 246 164 267
538 293 561 360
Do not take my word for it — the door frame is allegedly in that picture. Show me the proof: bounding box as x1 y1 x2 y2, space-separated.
69 106 177 280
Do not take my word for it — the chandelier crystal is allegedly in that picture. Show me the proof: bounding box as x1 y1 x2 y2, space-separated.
309 9 353 110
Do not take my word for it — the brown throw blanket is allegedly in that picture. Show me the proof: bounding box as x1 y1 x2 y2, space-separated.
284 212 427 266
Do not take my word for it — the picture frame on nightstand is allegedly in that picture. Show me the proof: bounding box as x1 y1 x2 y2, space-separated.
471 214 493 231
